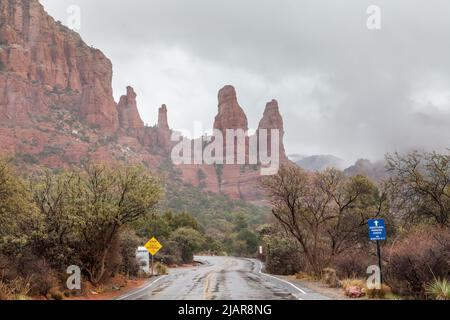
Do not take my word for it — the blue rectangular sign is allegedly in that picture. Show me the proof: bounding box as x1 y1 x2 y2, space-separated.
368 219 386 241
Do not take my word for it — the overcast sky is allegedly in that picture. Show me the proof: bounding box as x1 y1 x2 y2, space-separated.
40 0 450 164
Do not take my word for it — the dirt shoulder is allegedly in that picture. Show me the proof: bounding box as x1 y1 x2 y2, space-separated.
68 277 149 300
47 263 201 300
281 275 354 300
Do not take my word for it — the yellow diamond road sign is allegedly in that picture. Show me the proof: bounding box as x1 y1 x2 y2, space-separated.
144 237 162 256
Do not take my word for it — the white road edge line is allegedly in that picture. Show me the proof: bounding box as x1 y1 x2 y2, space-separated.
257 260 307 298
116 275 168 300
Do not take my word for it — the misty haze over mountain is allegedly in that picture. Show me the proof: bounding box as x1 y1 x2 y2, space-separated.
289 154 350 171
41 0 450 164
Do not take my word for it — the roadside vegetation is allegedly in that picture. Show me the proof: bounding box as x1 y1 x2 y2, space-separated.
0 159 267 300
0 160 163 299
157 159 269 259
261 150 450 300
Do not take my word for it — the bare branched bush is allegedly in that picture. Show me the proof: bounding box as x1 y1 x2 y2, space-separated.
386 151 450 227
385 227 450 298
261 165 388 275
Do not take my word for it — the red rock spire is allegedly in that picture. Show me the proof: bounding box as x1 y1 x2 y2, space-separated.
213 85 248 132
158 104 170 130
258 99 287 161
117 86 144 130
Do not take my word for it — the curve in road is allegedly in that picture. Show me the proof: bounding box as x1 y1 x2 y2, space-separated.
118 256 330 300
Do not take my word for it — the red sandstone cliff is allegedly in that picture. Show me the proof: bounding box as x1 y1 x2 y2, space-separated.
0 0 174 173
0 0 290 203
0 0 118 130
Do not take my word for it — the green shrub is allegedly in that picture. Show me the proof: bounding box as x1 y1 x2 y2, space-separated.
155 262 168 275
30 163 162 285
263 235 304 275
214 164 224 185
169 227 204 263
1 161 165 294
40 145 64 157
119 229 141 277
17 153 39 165
322 268 339 288
157 239 183 265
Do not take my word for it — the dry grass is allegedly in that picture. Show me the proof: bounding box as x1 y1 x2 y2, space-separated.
47 288 64 300
340 278 366 290
155 262 168 275
94 284 107 294
366 284 392 299
0 277 31 300
426 278 450 300
340 278 366 298
322 268 339 287
340 278 393 299
295 272 315 281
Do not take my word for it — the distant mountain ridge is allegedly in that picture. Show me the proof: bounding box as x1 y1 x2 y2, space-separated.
289 154 388 182
290 154 348 171
344 159 388 182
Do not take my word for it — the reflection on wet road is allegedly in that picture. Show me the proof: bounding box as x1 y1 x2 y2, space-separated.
118 256 329 300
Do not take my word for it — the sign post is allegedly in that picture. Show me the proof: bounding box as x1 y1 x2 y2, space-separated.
368 219 386 286
376 240 382 284
144 237 163 276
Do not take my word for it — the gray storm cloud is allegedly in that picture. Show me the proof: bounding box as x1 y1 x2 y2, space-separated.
40 0 450 163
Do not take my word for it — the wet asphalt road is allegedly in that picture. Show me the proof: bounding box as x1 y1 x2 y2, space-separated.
118 256 330 300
